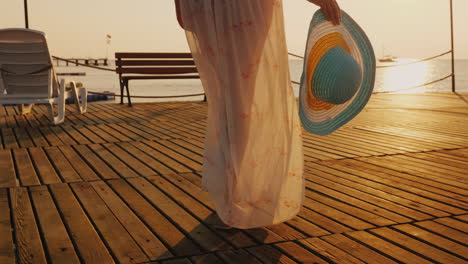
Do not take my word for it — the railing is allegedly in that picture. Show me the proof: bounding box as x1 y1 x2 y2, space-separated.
55 48 456 98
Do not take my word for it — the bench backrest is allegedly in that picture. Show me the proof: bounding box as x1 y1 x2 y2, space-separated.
115 52 198 77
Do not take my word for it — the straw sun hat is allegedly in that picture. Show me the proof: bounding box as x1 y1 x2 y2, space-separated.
299 9 376 135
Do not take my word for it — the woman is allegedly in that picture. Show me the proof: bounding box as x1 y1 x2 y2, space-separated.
175 0 341 229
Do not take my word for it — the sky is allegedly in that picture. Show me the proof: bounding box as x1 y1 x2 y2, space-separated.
1 0 467 60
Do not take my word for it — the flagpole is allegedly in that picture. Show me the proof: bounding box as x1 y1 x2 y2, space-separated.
24 0 29 28
450 0 455 92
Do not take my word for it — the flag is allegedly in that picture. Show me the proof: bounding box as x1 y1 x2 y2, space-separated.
106 34 111 44
106 34 112 39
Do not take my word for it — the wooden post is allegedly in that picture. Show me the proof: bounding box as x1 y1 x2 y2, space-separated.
24 0 29 28
450 0 455 92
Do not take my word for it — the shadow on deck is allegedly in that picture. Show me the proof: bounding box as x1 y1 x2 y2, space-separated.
0 93 467 264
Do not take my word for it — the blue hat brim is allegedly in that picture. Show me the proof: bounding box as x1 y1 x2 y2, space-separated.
299 10 376 136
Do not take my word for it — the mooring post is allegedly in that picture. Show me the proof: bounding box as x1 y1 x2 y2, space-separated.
24 0 29 28
450 0 456 92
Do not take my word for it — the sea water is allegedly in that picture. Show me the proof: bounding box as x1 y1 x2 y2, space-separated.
55 59 468 103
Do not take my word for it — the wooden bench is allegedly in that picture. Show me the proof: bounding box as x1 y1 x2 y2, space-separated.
115 52 203 106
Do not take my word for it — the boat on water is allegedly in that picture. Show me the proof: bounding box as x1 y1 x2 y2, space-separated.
379 55 398 63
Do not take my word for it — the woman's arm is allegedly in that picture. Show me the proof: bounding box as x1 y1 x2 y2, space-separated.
306 0 341 25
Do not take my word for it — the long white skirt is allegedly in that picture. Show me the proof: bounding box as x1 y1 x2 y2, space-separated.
179 0 304 229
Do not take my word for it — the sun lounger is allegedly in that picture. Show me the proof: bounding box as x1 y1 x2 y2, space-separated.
0 28 87 125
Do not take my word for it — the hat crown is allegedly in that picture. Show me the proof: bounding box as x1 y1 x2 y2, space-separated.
312 46 362 105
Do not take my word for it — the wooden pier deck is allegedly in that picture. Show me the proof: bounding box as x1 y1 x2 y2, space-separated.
0 93 467 264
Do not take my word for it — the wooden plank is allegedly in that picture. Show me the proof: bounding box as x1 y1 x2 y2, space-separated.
160 258 191 264
49 183 114 264
117 122 155 140
72 125 106 144
159 140 203 165
380 155 468 186
62 125 91 145
81 124 120 143
372 227 466 264
0 150 17 188
297 205 352 234
246 245 297 264
95 124 132 142
44 147 82 183
28 147 62 184
190 253 224 264
305 188 395 227
136 141 192 173
127 177 230 252
321 233 397 264
454 214 468 222
146 175 258 248
58 146 100 181
123 122 170 140
10 187 47 264
414 220 468 245
435 217 468 233
107 179 203 257
304 171 415 222
73 145 120 180
299 237 365 264
305 164 438 219
12 148 40 186
29 186 80 264
71 182 149 263
103 143 156 177
88 144 139 178
50 126 77 146
161 173 286 244
27 127 49 147
90 181 173 260
146 140 202 172
216 249 262 264
303 196 375 230
393 224 468 259
274 241 327 264
2 128 18 149
285 216 330 237
106 123 144 141
310 161 456 217
118 141 173 175
346 231 433 264
14 128 34 148
39 126 65 146
0 189 15 264
339 159 468 205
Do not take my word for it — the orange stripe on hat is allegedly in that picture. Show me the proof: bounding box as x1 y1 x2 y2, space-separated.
306 32 350 111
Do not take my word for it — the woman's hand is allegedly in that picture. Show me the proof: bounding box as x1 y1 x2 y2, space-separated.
307 0 341 25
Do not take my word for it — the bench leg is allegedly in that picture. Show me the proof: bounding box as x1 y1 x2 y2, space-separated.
125 80 132 107
119 79 124 104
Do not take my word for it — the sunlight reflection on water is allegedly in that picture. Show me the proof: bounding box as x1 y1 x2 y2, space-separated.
376 59 431 93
